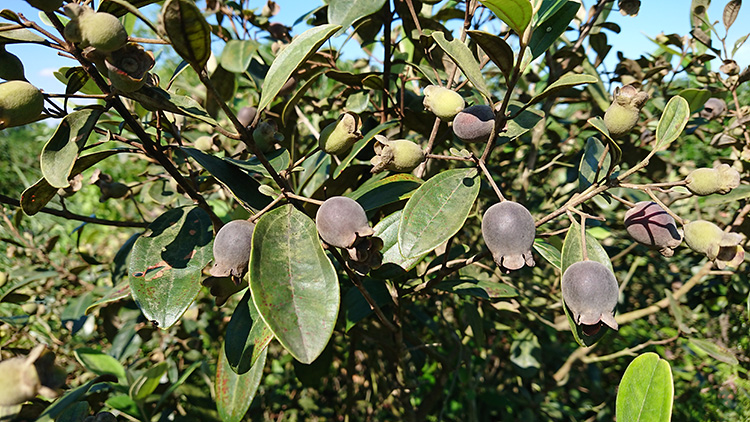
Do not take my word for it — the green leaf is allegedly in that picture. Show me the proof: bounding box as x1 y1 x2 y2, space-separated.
124 85 217 126
431 32 492 101
616 353 674 422
221 40 259 73
529 0 579 59
258 24 341 115
36 376 117 422
99 0 160 18
327 0 386 37
0 23 45 43
74 348 127 382
129 207 213 329
129 361 168 401
467 30 514 80
435 279 518 299
216 342 267 422
678 88 712 114
528 73 598 106
225 290 274 374
225 148 290 179
655 95 690 151
699 184 750 206
40 108 104 189
688 338 739 365
85 279 131 315
533 239 561 270
342 279 392 331
160 0 211 69
478 0 533 37
370 210 425 279
182 147 274 212
334 120 398 179
587 117 622 172
578 137 611 191
347 174 423 212
500 101 545 143
399 168 480 259
249 205 339 364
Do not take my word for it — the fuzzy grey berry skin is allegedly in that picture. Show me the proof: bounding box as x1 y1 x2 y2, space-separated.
315 196 374 249
452 105 495 143
211 220 255 279
624 201 682 257
561 260 619 333
481 201 536 272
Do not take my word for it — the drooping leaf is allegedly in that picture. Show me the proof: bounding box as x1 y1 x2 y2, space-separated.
129 207 213 329
160 0 211 69
85 279 131 315
35 375 118 422
528 73 598 106
431 32 492 101
655 95 690 150
533 239 561 270
478 0 533 37
578 137 611 191
327 0 386 37
467 30 514 80
129 361 168 401
500 101 545 144
257 24 341 116
249 205 339 364
225 148 290 179
678 88 712 114
124 85 217 125
347 174 423 212
74 348 127 382
616 353 674 422
220 40 259 73
399 168 480 259
40 108 104 189
689 338 739 365
216 342 267 422
529 0 579 59
225 290 274 374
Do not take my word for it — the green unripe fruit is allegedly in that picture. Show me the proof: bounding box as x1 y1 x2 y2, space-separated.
683 220 742 261
25 0 64 11
685 164 740 196
253 120 282 152
211 220 255 279
603 85 649 138
370 135 425 173
316 196 373 249
0 80 45 130
423 85 465 121
624 201 682 257
319 112 362 156
453 104 495 143
481 201 536 272
64 5 128 53
0 46 26 81
195 135 214 151
0 356 41 406
561 260 619 335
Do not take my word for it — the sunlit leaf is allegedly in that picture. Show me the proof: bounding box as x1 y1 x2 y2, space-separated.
216 342 267 422
225 290 274 374
40 108 103 189
616 353 674 422
478 0 533 37
655 95 689 151
160 0 211 69
431 32 492 100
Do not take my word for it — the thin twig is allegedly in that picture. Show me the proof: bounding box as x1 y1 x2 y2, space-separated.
0 194 148 228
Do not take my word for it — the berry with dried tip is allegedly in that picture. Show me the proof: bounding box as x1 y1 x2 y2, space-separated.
685 164 740 196
481 201 536 272
453 104 495 143
561 260 619 335
211 220 255 279
603 85 649 138
0 80 44 129
105 43 155 92
422 85 465 121
318 112 362 156
64 5 128 53
624 201 682 256
316 196 374 249
683 220 744 269
370 135 425 173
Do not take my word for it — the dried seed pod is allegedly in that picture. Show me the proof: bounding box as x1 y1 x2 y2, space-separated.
105 43 155 92
316 196 373 249
684 220 744 268
561 260 619 335
624 201 682 256
685 164 740 195
0 80 44 129
211 220 255 279
603 85 649 138
453 104 495 143
481 201 536 272
422 85 465 121
370 135 425 173
700 97 727 120
318 112 362 156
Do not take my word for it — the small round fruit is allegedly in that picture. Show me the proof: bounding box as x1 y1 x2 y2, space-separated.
624 201 682 256
685 164 740 196
237 106 257 128
0 80 44 129
319 112 362 155
481 201 536 272
81 12 128 52
603 85 649 138
370 135 425 173
422 85 465 121
453 104 494 143
561 260 619 333
211 220 255 279
683 220 742 261
195 135 214 151
316 196 374 249
0 356 40 406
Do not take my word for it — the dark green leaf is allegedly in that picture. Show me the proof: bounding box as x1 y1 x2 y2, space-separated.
249 205 339 364
616 353 674 422
370 210 425 279
528 73 598 106
225 148 290 179
655 95 690 151
587 116 622 172
342 279 392 331
225 290 274 374
74 348 127 382
36 376 117 422
129 207 213 329
221 40 259 73
160 0 212 69
529 0 579 59
129 362 168 401
501 101 545 143
124 85 217 125
216 342 267 422
467 30 514 79
435 279 518 299
431 32 492 100
399 168 480 258
578 137 611 191
478 0 533 36
99 0 160 18
85 279 131 315
347 174 423 212
678 88 712 114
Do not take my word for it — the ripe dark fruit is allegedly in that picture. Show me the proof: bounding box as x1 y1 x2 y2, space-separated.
370 135 425 173
685 164 740 196
561 260 619 335
211 220 255 279
237 106 258 128
0 80 45 129
316 196 373 249
481 201 536 272
624 201 682 257
422 85 464 121
453 104 495 143
603 85 649 138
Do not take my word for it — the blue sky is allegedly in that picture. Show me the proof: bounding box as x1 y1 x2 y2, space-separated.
5 0 750 95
